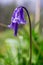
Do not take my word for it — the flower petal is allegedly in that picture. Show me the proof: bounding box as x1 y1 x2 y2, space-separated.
14 22 18 36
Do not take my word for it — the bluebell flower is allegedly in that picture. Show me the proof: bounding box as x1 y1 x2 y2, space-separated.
8 7 26 36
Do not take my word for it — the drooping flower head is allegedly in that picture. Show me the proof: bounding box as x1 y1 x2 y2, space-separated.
8 7 26 36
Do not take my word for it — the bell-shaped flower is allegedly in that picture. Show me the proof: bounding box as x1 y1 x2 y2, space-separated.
8 7 26 36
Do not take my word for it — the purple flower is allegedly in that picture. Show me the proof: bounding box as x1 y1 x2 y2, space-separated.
8 7 26 36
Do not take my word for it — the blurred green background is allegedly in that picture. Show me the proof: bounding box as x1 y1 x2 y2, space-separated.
0 0 43 65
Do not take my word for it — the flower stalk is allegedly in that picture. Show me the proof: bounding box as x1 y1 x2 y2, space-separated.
21 6 32 65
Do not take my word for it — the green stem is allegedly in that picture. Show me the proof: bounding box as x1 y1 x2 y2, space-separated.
19 6 32 65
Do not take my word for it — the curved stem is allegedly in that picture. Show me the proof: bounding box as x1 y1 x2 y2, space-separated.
19 6 32 65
